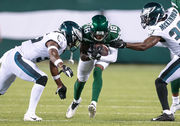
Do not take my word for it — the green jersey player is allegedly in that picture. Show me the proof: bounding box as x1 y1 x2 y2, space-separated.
66 15 121 118
170 0 180 114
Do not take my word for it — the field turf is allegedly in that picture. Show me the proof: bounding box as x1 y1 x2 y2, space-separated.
0 61 180 126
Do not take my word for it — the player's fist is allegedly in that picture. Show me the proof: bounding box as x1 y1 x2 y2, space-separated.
56 85 67 99
94 44 109 56
89 50 101 60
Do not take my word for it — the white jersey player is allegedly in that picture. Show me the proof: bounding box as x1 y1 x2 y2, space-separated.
113 2 180 121
149 8 180 55
0 21 82 121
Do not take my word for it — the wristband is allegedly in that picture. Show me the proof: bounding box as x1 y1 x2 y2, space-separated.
54 59 63 67
52 75 60 80
48 46 58 51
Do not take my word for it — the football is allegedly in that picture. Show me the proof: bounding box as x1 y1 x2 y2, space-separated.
94 44 109 56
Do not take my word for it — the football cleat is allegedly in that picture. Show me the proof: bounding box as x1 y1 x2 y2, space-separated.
88 102 96 118
170 103 180 114
24 113 42 121
151 113 175 121
66 98 82 118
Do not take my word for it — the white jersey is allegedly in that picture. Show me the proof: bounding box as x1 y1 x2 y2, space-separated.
17 31 67 62
0 31 67 95
148 7 180 56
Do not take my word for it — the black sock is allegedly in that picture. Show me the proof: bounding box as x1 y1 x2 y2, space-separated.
155 78 169 110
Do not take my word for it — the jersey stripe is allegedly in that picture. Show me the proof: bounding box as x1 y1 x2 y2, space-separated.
160 58 180 81
14 52 41 80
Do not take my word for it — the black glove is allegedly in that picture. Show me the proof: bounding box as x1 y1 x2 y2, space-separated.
60 65 73 77
110 39 126 48
55 84 67 99
89 45 102 60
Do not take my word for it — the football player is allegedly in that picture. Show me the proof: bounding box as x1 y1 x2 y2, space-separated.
170 0 180 114
116 2 180 121
66 15 121 118
0 21 82 121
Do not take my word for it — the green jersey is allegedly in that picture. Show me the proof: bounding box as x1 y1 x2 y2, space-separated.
172 0 180 12
82 23 121 46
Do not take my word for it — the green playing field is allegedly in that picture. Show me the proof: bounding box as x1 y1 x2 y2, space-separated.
0 62 179 126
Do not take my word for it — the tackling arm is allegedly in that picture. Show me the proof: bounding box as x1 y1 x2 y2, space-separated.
49 60 64 88
126 36 161 51
46 41 63 68
46 41 68 99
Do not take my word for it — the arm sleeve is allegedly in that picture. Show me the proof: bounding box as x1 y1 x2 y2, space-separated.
99 47 118 63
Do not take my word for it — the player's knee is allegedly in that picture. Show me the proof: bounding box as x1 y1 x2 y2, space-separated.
36 76 48 87
77 73 89 82
77 79 86 83
155 78 167 88
78 77 88 82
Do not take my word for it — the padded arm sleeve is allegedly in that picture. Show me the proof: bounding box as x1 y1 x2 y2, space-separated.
99 47 118 63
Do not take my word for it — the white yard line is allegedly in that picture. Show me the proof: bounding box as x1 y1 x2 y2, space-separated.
0 118 180 124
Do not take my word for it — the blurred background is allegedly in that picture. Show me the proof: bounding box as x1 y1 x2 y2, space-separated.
0 0 172 64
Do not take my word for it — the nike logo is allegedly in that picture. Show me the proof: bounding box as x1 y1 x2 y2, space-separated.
30 117 37 120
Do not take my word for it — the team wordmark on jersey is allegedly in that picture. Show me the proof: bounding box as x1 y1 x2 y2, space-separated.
160 9 178 31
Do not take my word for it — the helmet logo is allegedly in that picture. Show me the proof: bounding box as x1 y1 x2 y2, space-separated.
142 6 156 16
72 27 82 41
59 21 82 51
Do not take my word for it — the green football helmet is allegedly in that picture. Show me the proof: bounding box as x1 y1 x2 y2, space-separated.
140 2 165 29
91 15 108 42
171 0 180 11
59 21 82 51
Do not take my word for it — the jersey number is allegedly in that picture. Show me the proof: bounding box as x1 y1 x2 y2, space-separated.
109 26 118 33
169 21 180 40
84 25 118 34
84 26 91 34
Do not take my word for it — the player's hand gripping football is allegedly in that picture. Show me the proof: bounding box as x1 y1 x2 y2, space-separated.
55 84 67 99
59 65 73 77
89 45 102 60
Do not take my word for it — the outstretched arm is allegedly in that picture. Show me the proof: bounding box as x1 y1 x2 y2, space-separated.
46 41 63 68
46 41 67 99
110 36 162 51
46 41 63 87
126 36 162 51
